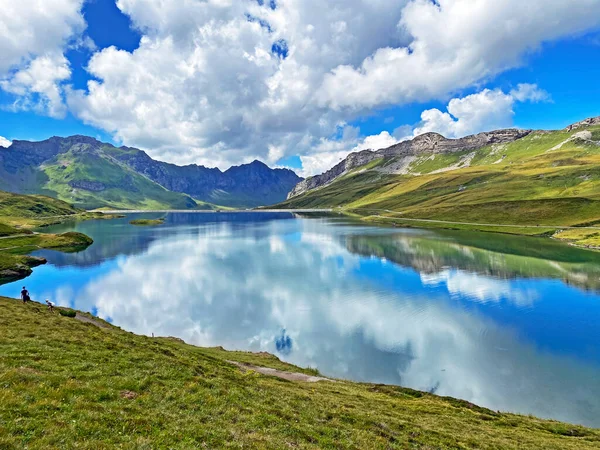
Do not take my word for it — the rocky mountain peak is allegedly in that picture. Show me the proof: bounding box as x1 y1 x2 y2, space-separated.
412 132 446 144
565 116 600 132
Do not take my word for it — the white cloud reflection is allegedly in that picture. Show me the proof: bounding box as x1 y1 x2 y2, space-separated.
421 270 538 306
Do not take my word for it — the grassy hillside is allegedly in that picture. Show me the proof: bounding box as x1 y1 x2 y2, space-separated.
0 135 299 210
1 297 598 449
279 124 600 247
0 190 82 218
39 148 201 210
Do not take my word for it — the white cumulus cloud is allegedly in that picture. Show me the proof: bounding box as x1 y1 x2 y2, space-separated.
298 129 401 177
1 54 72 118
0 0 86 117
298 84 548 176
66 0 600 171
2 0 599 172
317 0 600 110
413 84 550 138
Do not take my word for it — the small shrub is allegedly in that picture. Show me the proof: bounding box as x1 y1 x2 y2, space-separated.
306 366 321 376
59 309 77 318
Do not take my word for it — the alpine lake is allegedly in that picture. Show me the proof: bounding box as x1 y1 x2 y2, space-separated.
1 212 599 427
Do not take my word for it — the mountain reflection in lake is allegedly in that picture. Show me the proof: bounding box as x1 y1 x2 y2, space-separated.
2 212 599 427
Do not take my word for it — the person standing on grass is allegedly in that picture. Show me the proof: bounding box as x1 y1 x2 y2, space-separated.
45 299 54 313
20 286 30 303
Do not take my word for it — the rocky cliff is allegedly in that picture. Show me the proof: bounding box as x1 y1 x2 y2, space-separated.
565 116 600 132
288 129 532 198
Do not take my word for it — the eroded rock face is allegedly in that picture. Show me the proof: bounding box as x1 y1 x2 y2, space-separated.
565 116 600 132
69 180 106 192
288 129 532 198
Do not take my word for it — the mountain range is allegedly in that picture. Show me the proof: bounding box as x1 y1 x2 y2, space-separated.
0 136 302 210
279 116 600 234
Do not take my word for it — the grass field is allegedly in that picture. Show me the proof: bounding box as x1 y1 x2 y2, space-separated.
278 125 600 248
1 297 599 449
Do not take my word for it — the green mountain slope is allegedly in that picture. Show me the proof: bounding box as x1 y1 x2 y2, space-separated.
0 136 203 210
279 118 600 243
0 135 302 210
1 297 599 449
0 189 82 218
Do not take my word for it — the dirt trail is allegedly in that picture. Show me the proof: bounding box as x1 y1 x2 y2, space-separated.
227 360 334 383
0 233 36 240
355 209 600 230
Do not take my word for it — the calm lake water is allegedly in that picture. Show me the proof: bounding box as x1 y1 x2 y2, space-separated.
2 212 600 427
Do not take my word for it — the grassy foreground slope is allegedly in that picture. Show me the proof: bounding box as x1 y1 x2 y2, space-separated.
279 123 600 246
1 298 598 449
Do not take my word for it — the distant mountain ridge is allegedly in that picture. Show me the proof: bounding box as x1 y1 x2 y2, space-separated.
288 128 531 198
0 135 302 209
277 116 600 239
288 117 600 199
114 146 302 207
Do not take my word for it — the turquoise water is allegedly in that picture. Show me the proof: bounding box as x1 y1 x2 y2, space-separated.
2 212 600 427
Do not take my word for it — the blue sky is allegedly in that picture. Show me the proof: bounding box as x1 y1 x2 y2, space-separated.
1 0 599 175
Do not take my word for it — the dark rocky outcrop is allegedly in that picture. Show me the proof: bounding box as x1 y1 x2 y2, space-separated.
68 180 106 192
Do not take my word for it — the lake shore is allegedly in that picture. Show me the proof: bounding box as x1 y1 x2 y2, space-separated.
0 232 94 285
96 207 600 250
0 209 120 286
1 296 598 449
336 208 600 250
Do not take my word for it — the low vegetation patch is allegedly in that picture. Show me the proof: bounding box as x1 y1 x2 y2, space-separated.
0 191 99 285
129 218 165 226
0 223 31 237
58 309 77 318
554 229 600 248
1 297 598 449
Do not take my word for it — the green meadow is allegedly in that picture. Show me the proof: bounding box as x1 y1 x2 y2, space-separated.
1 297 599 449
